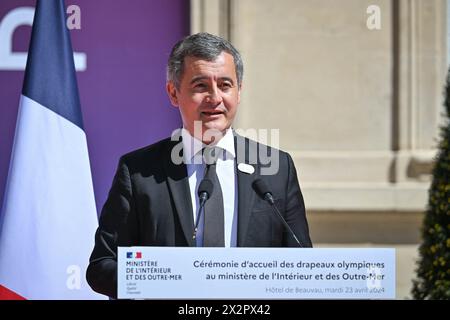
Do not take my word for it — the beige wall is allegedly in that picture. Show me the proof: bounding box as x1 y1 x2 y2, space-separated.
191 0 447 299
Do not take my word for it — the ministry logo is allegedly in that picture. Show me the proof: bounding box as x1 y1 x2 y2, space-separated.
126 251 142 259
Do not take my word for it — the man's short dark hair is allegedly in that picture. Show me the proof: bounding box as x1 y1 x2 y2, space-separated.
167 32 243 89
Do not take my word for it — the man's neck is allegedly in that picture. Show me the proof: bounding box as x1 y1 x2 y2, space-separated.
181 127 236 162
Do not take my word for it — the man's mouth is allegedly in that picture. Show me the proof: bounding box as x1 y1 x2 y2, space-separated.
201 110 224 116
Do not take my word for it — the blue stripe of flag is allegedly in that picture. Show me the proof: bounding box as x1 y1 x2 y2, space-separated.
22 0 83 130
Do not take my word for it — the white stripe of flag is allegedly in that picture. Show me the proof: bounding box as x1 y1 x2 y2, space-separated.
0 0 105 300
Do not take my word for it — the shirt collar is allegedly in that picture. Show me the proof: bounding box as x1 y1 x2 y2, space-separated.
181 128 236 163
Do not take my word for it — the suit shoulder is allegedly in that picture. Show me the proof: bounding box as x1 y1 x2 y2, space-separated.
118 137 174 168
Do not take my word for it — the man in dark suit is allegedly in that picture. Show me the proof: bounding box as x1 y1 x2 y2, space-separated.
86 32 312 298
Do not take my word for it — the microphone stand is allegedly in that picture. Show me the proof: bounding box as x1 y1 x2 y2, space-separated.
193 177 213 245
263 193 303 247
192 195 208 244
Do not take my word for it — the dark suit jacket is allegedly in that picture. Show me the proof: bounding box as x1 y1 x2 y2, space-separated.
86 133 312 298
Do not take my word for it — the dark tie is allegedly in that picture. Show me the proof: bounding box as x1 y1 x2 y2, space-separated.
202 147 225 247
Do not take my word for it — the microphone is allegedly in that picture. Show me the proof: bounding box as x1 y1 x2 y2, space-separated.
198 178 213 208
193 178 214 242
252 179 303 247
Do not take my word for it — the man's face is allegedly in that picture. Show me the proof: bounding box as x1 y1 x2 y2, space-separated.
166 51 241 143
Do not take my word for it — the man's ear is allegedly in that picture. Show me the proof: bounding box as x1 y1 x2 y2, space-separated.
166 81 179 107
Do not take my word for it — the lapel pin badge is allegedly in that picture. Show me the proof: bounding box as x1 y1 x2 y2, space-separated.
238 163 255 175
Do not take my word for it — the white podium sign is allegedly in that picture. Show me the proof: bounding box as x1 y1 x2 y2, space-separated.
118 247 395 299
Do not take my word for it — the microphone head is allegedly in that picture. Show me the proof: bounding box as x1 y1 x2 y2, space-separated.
198 178 214 198
252 179 271 199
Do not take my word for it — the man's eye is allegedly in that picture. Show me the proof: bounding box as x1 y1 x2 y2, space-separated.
220 83 232 89
194 83 207 88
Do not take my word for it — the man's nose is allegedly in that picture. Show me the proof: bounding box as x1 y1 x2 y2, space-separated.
206 86 223 105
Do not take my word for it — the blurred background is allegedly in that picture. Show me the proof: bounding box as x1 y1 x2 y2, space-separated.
1 0 447 299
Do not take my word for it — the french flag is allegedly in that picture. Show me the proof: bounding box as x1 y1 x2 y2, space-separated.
0 0 104 299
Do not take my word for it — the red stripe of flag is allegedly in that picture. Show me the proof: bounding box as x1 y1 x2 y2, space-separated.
0 285 26 300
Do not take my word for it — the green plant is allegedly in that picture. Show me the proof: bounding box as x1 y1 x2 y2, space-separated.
412 68 450 299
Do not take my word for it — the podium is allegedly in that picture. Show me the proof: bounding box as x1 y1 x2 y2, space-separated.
118 247 395 299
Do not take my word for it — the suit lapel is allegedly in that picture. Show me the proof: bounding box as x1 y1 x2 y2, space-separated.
234 133 257 246
163 139 195 247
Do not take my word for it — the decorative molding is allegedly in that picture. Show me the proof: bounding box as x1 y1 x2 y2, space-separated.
289 149 436 184
302 182 429 211
290 149 434 211
396 0 447 152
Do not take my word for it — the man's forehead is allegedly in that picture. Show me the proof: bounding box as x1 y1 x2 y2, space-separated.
183 53 236 78
184 52 234 67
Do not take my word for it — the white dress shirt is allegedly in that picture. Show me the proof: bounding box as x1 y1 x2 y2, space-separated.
182 128 238 247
